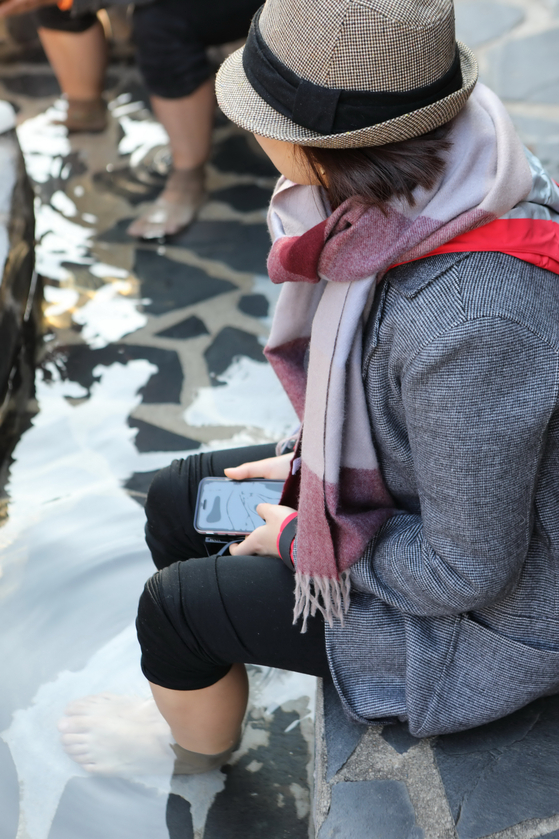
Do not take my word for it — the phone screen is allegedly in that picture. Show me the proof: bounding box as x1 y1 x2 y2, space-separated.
194 478 285 535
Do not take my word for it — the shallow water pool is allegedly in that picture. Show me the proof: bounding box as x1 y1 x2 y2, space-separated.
0 65 312 839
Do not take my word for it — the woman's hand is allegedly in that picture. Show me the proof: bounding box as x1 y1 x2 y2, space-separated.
229 504 296 558
224 452 293 482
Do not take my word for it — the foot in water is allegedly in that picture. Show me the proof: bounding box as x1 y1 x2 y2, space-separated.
58 692 237 776
127 164 206 240
58 693 175 776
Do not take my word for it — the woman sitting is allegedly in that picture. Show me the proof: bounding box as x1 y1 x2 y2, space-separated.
63 0 559 775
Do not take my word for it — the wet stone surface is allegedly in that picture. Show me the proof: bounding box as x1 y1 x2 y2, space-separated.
380 723 421 756
454 2 524 47
204 327 266 382
166 220 272 273
433 698 559 839
0 51 305 839
322 680 364 783
318 780 424 839
131 249 238 315
486 29 559 104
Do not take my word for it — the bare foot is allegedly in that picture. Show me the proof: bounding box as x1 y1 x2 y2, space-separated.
57 692 175 776
127 165 206 240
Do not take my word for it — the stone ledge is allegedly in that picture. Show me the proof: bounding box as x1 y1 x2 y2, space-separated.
314 679 559 839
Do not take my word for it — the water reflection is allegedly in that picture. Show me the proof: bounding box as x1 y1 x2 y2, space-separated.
0 75 309 839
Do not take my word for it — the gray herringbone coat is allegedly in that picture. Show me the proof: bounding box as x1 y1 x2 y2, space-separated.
325 250 559 737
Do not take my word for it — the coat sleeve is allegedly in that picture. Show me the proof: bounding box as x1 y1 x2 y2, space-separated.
352 316 559 616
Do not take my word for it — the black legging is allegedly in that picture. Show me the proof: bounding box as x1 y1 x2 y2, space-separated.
133 0 262 99
36 0 262 99
136 444 329 691
35 6 97 33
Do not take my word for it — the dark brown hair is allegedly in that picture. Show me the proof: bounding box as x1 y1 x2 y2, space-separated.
299 124 452 210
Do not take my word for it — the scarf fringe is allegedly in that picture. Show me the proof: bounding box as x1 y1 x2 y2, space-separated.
293 571 351 633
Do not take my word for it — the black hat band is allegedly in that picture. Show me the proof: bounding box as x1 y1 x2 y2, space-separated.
242 6 463 136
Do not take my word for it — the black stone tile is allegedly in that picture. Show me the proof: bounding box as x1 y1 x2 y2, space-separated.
214 108 229 128
93 168 162 205
435 702 541 757
60 151 88 180
204 708 309 839
238 294 269 318
435 750 494 827
96 217 137 244
211 184 272 212
48 776 170 839
0 291 30 410
3 43 47 63
167 220 271 275
319 780 424 839
128 418 199 453
2 72 60 97
212 134 277 178
381 722 420 755
434 696 559 839
58 344 183 405
204 327 265 382
5 13 40 45
35 151 87 203
156 315 209 340
133 249 237 315
322 679 365 781
112 79 152 111
0 739 19 839
133 348 183 404
104 72 120 91
123 469 160 506
488 30 559 103
455 2 524 48
166 794 194 839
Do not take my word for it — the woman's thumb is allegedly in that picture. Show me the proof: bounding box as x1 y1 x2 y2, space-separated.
224 463 253 479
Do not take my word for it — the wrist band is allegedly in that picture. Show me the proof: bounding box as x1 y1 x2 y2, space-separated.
277 512 298 570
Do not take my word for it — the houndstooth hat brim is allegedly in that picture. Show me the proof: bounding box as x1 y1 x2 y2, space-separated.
216 40 478 148
216 41 478 148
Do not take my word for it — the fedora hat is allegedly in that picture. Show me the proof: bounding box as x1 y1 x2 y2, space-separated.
216 0 478 148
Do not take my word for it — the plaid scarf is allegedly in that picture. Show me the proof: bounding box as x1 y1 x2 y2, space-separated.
264 83 559 630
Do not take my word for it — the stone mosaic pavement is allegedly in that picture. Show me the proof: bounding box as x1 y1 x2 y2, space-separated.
315 4 559 839
0 23 310 839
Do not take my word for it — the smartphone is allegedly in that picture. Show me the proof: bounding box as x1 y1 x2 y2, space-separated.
194 478 285 536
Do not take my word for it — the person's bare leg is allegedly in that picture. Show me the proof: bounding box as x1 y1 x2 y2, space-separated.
127 78 214 239
38 23 108 132
150 79 215 171
150 663 249 755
